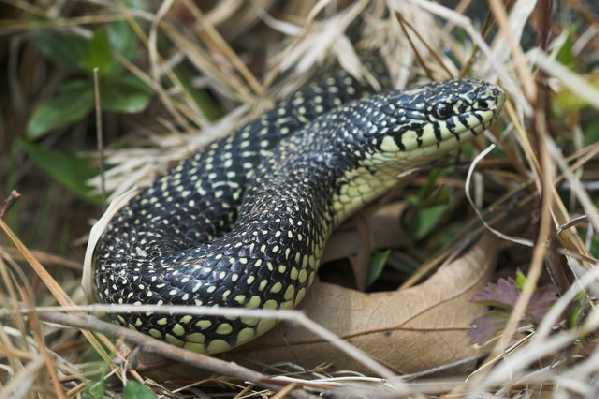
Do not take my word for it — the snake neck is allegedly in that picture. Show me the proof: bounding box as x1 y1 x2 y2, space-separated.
236 100 419 248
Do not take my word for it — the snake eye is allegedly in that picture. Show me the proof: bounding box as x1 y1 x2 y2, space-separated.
475 100 489 109
432 103 453 120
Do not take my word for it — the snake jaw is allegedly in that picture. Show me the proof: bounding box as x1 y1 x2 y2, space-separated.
370 81 505 168
412 83 502 155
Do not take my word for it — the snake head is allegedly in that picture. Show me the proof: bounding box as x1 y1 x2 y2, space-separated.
374 78 505 164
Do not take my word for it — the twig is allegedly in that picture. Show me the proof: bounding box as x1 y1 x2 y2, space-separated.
93 69 106 210
38 311 319 399
0 218 118 374
0 191 21 218
23 293 66 399
394 11 452 79
488 0 537 101
8 302 397 380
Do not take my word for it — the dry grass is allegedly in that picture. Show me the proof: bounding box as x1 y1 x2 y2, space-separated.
1 0 599 397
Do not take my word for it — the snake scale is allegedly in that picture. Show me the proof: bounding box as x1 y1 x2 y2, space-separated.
93 55 505 355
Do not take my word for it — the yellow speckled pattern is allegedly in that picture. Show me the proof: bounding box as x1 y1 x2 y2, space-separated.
93 57 505 355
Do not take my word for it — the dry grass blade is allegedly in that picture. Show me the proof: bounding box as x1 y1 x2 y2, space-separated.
33 311 320 399
0 356 45 399
3 0 599 397
0 218 121 388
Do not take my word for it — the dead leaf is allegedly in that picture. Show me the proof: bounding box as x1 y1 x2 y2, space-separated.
468 277 559 345
132 233 497 380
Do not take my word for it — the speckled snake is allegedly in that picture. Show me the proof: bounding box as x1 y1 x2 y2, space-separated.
93 60 505 354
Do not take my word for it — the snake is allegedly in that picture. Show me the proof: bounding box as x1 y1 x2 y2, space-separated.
93 57 505 355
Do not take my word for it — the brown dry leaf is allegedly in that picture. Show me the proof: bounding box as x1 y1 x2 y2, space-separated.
135 233 497 380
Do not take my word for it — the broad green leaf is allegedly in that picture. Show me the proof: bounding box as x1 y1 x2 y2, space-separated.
101 75 154 113
88 28 114 74
106 0 148 68
29 30 90 71
27 79 94 138
107 74 154 94
105 22 136 73
412 205 449 240
405 169 454 240
106 19 139 65
19 139 102 205
123 381 157 399
367 250 391 287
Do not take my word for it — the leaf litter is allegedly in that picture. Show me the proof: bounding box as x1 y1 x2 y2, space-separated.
1 0 599 398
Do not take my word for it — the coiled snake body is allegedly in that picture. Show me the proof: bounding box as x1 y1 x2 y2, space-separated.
93 61 505 355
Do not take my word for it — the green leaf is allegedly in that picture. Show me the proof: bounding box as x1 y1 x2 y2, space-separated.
27 80 94 138
570 290 586 328
412 205 449 240
18 139 102 205
385 252 418 276
367 250 391 287
105 0 148 69
408 168 442 205
29 30 90 71
583 119 599 148
407 187 450 208
515 269 527 291
407 169 452 208
88 28 114 74
105 24 136 73
101 75 154 113
92 358 111 399
173 65 224 121
589 234 599 259
106 20 138 65
93 380 104 399
556 28 574 68
123 381 157 399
